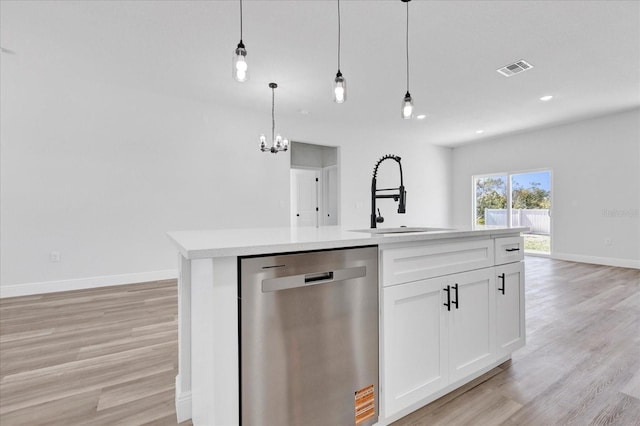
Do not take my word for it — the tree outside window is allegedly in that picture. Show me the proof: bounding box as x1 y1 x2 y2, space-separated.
475 176 507 225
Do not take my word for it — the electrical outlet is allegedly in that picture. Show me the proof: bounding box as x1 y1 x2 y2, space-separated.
50 251 61 262
604 238 613 246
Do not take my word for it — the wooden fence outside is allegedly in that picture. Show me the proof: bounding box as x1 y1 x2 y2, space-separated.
485 208 550 234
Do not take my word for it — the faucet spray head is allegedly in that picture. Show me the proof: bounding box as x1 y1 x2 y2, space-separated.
398 185 406 214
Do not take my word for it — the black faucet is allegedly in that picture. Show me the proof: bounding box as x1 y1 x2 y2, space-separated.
371 154 406 228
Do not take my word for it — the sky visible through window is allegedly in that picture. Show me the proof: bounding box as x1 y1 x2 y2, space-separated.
511 171 550 191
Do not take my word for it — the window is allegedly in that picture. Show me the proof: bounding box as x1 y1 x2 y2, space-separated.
474 170 552 255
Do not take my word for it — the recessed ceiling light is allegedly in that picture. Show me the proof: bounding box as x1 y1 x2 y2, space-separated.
476 130 484 134
539 95 553 102
416 114 427 120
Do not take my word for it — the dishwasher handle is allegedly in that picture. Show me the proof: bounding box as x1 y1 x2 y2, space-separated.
305 271 334 283
262 266 367 292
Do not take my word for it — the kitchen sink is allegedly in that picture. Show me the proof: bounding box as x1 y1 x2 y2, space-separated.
351 227 451 235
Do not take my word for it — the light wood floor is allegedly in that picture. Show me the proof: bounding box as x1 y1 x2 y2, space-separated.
1 257 638 425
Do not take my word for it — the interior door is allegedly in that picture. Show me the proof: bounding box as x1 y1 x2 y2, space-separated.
291 168 319 227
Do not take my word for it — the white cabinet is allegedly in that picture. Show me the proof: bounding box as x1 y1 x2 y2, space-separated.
383 278 448 416
382 267 496 417
381 235 525 422
447 268 496 383
495 261 525 357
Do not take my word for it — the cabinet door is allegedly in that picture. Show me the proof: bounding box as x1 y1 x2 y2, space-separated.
447 268 496 383
496 262 526 357
383 278 448 417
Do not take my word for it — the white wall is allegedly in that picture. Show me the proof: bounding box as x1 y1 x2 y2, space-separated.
0 58 452 295
452 108 640 268
290 142 337 168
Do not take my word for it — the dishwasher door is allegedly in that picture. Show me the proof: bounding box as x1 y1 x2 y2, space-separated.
240 246 379 426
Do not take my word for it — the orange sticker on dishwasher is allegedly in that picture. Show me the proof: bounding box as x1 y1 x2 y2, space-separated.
355 384 375 425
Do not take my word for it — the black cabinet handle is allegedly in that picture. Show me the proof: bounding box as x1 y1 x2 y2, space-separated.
443 285 451 311
506 248 520 252
498 273 505 295
452 283 459 309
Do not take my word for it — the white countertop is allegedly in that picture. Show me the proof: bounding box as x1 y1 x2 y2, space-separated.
167 226 528 259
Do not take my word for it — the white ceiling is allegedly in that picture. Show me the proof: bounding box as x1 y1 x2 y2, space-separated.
1 0 639 146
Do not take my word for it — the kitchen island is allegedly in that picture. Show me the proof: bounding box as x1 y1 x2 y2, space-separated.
168 225 527 425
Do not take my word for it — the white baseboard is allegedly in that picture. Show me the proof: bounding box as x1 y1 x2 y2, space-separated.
0 269 178 298
552 252 640 269
175 375 192 423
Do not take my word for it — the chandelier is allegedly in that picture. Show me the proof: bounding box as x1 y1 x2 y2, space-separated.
260 83 289 154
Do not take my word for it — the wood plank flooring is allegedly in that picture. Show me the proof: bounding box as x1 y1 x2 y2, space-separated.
0 257 638 425
0 280 190 425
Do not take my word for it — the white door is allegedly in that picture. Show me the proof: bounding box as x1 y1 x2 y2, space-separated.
322 166 338 226
447 268 496 383
383 278 449 417
291 169 319 227
496 262 526 358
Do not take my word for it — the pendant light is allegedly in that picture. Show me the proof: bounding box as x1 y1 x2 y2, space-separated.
333 0 346 103
232 0 248 82
401 0 414 119
260 83 289 154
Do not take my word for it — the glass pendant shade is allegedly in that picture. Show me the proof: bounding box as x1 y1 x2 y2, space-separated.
233 41 248 82
402 91 414 119
333 71 346 103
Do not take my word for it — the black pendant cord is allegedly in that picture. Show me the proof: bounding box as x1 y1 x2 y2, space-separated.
271 87 275 142
405 0 410 93
337 0 341 71
239 0 244 42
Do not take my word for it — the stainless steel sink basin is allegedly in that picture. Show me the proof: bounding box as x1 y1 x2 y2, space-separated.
351 227 451 235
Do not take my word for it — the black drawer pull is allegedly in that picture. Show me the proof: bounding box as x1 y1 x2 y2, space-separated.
505 248 520 252
452 283 459 309
443 285 451 311
498 273 505 295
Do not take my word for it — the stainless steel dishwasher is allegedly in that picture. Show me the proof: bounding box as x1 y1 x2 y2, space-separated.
239 246 379 426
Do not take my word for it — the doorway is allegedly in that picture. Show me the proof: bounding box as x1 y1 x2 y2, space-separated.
290 168 319 227
290 142 339 227
474 170 552 255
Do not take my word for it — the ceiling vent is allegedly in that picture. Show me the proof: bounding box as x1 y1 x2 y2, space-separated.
497 60 534 77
